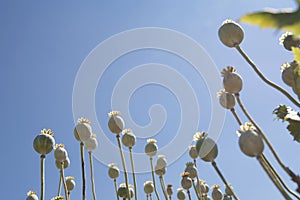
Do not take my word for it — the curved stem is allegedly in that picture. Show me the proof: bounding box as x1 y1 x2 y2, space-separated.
150 157 160 200
257 155 292 200
192 181 201 200
187 190 192 200
89 151 97 200
40 155 45 200
57 173 62 196
235 45 300 107
230 108 242 126
211 161 239 200
80 142 86 200
116 135 131 200
159 176 168 200
114 179 119 200
60 162 69 200
261 154 300 199
129 147 138 200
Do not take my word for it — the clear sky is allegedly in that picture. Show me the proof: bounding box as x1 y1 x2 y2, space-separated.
1 0 300 199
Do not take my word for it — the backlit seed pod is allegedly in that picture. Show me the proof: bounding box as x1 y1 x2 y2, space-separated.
108 163 120 179
225 184 234 196
279 32 300 51
144 181 154 195
155 165 166 176
55 157 70 169
194 132 218 162
51 196 64 200
33 129 55 155
238 123 264 157
218 89 235 109
108 111 125 134
184 162 198 179
84 134 98 151
54 144 68 162
188 145 198 160
281 61 297 87
156 155 167 169
218 19 244 48
167 184 173 196
74 118 92 142
197 180 209 194
177 188 186 200
222 66 243 94
66 176 76 191
211 185 223 200
145 139 158 157
121 129 136 147
26 191 39 200
118 183 134 198
181 172 192 190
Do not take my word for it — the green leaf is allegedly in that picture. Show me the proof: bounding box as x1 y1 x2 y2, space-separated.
240 7 300 35
292 47 300 63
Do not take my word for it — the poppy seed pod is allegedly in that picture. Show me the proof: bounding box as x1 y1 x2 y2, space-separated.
155 165 166 176
281 61 297 87
218 19 244 48
177 188 186 200
188 145 198 160
108 163 120 179
194 132 218 162
33 129 55 155
118 183 134 198
184 162 198 179
66 176 76 191
55 157 70 169
145 139 158 157
26 191 39 200
144 181 154 195
167 184 173 196
222 66 243 94
218 89 235 109
197 180 209 194
54 144 68 162
74 118 92 142
156 155 167 169
108 111 125 134
122 129 136 147
84 134 98 151
211 185 223 200
181 172 192 190
279 32 300 51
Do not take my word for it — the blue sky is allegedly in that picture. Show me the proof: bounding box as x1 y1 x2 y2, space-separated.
1 0 300 199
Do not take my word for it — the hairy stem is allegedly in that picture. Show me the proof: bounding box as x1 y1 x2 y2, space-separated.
40 155 45 200
80 142 86 200
211 161 239 200
150 157 160 200
235 45 300 107
89 151 97 200
129 147 138 200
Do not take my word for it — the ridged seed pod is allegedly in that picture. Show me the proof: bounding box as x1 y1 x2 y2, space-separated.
181 172 192 190
218 89 235 109
144 181 154 195
222 66 243 94
194 132 218 162
108 163 120 179
55 157 70 169
145 139 158 157
84 134 98 151
54 144 68 162
177 188 186 200
74 118 92 142
26 191 39 200
211 185 223 200
122 129 136 147
188 145 198 160
66 176 76 191
218 19 244 48
33 129 55 155
155 165 166 176
117 183 134 198
184 162 198 179
156 155 167 169
108 111 125 134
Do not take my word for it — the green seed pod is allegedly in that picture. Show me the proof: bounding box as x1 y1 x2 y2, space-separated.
122 129 136 147
108 111 125 134
74 118 92 142
279 32 300 51
84 134 98 151
144 181 154 195
181 172 192 190
145 139 158 157
197 180 209 194
194 132 218 162
184 162 198 179
155 165 166 176
26 191 39 200
55 157 70 169
117 184 134 198
211 185 223 200
54 144 68 162
108 163 120 179
222 66 243 94
188 145 198 160
218 89 235 109
218 19 244 48
156 155 167 169
33 129 55 155
177 188 186 200
167 184 173 196
66 176 75 191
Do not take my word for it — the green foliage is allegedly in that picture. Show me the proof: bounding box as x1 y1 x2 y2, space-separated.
293 47 300 63
273 105 300 142
239 2 300 35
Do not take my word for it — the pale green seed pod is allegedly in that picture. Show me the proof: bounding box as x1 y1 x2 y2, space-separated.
177 188 186 200
188 145 198 160
55 157 70 169
194 132 218 162
145 139 158 157
181 172 192 190
197 180 209 194
54 144 68 162
156 155 167 169
218 19 244 48
222 66 243 94
211 185 223 200
66 176 75 191
155 165 166 176
84 134 98 151
279 32 300 51
281 62 297 87
184 162 198 179
74 118 92 142
122 129 136 147
144 181 154 195
108 163 120 179
108 111 125 134
218 89 235 109
117 183 134 198
33 129 55 155
167 184 173 196
26 191 39 200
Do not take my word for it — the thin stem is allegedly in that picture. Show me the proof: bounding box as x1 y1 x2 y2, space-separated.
235 94 295 177
114 179 120 200
230 108 242 126
192 181 201 200
89 151 97 200
235 45 300 107
211 161 239 200
193 160 202 200
261 154 300 199
129 147 138 200
150 157 160 200
116 134 131 200
147 194 149 200
57 173 62 196
257 155 292 200
80 142 86 200
159 176 168 200
40 155 45 200
60 162 69 200
150 194 153 200
187 190 192 200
